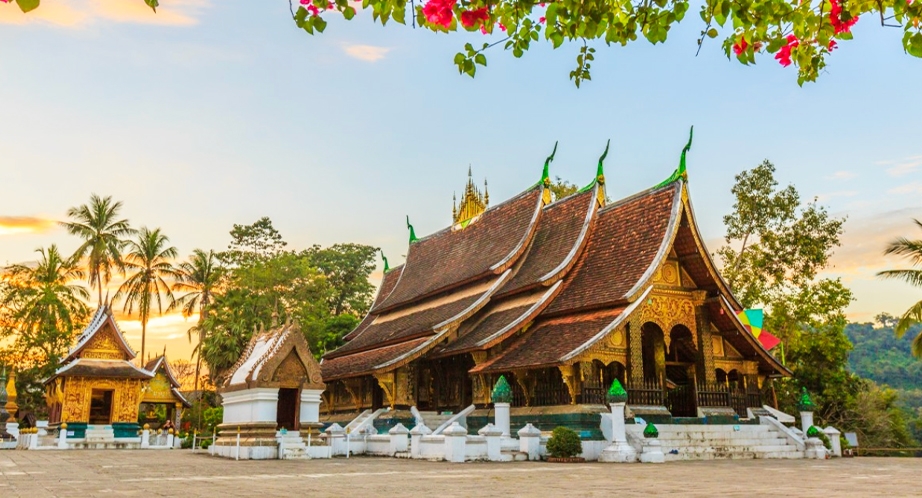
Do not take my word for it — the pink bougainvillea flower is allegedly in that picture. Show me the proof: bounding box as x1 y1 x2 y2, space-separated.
499 22 506 31
423 0 455 27
460 7 490 28
775 34 799 67
827 40 838 51
829 0 859 34
539 16 546 23
732 36 748 56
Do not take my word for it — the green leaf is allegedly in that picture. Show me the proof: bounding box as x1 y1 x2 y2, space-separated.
15 0 40 13
295 6 309 26
474 53 487 66
343 6 356 20
315 16 328 33
143 0 158 13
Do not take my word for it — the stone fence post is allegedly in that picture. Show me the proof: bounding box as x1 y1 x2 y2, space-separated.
518 423 541 461
478 423 503 461
389 423 409 455
443 422 468 463
410 423 431 459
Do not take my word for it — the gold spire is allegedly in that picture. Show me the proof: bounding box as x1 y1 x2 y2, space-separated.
453 167 488 225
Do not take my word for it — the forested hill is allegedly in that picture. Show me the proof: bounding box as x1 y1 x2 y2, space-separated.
846 316 922 391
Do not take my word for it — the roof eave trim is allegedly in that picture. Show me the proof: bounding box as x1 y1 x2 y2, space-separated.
538 186 598 284
489 191 544 273
474 281 562 350
560 286 652 363
623 181 684 302
683 186 746 310
371 270 513 373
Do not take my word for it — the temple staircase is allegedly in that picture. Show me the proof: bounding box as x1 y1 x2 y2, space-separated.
278 431 311 459
345 408 389 435
416 412 457 431
627 424 804 461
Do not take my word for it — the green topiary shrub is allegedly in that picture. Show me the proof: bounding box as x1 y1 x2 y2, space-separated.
545 426 582 458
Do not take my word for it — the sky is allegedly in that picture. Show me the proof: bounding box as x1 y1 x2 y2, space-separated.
1 0 921 361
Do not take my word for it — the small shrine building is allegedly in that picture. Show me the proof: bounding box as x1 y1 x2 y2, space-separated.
321 137 790 429
213 319 325 459
140 355 191 429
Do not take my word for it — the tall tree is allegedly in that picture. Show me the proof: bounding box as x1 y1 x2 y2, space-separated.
222 217 287 267
877 219 922 358
114 227 180 364
61 194 134 305
0 245 90 370
718 160 859 424
170 249 224 392
304 243 378 316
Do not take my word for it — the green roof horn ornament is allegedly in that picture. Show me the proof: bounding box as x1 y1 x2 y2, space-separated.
540 142 557 205
406 216 419 244
796 387 816 412
606 378 628 404
491 375 513 404
655 125 694 189
380 249 390 273
579 139 610 204
643 421 659 439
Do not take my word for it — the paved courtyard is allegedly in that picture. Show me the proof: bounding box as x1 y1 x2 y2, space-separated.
0 450 918 497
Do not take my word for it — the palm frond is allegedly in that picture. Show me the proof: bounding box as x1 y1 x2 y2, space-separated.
876 269 922 287
895 300 922 337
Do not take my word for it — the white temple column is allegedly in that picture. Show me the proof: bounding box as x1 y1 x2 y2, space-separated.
299 389 323 425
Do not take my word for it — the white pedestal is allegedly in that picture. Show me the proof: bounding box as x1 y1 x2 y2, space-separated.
599 402 637 463
443 423 467 463
639 439 665 463
800 411 814 434
494 402 511 437
518 423 541 461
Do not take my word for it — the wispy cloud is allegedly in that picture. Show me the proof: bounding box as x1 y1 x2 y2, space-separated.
878 154 922 177
888 182 922 195
0 216 58 236
827 170 857 181
343 44 391 62
0 0 209 27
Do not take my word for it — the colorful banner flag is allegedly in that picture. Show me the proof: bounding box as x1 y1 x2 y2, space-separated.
737 309 781 351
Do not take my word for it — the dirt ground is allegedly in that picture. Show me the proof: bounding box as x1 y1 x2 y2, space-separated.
1 450 918 497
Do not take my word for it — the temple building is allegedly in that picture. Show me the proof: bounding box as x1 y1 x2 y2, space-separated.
321 134 789 430
44 306 186 438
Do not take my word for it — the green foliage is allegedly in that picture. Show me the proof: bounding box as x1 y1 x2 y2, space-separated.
303 243 377 316
549 177 580 202
546 426 582 458
114 227 180 363
0 246 90 415
200 219 378 381
61 194 135 305
877 220 922 358
203 406 223 434
14 0 40 14
846 315 922 392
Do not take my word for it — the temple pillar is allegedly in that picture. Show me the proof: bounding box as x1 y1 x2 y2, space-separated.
558 365 579 405
628 317 644 385
695 305 717 384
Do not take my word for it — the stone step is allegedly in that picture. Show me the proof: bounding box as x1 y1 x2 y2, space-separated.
664 450 804 461
662 444 799 454
500 450 528 462
655 438 790 447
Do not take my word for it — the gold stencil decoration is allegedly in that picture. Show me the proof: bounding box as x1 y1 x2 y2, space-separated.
712 336 724 357
273 351 308 388
143 373 174 402
82 328 125 360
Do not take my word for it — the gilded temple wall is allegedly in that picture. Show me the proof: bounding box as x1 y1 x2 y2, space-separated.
60 377 145 423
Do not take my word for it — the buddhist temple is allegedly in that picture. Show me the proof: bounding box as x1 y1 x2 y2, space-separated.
321 133 790 431
44 305 189 439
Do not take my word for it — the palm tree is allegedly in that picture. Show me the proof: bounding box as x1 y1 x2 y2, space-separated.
0 246 90 368
114 227 180 364
877 218 922 358
61 194 135 305
169 249 223 392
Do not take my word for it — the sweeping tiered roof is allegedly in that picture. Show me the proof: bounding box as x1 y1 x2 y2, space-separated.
322 144 788 382
49 305 153 381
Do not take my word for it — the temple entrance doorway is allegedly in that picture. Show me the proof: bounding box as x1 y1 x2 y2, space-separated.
641 323 666 384
276 388 300 431
89 389 113 424
665 325 698 417
424 355 474 413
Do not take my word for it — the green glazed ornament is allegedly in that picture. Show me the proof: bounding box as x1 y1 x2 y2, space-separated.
806 425 821 438
605 379 628 404
796 387 816 412
643 421 659 439
491 375 513 404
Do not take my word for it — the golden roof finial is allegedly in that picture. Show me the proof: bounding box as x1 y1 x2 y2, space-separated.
453 167 488 225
